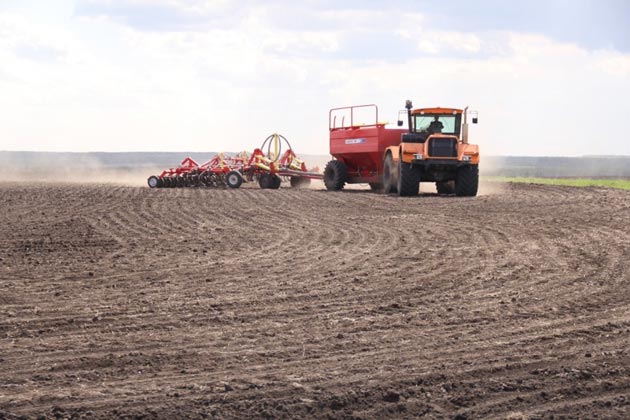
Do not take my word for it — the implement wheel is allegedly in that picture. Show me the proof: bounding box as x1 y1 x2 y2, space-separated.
147 176 160 188
259 174 273 189
455 164 479 197
271 175 282 189
397 161 420 196
323 160 347 191
226 170 243 189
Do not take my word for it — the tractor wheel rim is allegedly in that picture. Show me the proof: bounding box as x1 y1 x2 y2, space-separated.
149 177 158 187
228 174 238 184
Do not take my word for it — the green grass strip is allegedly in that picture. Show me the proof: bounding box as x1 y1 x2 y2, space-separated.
485 176 630 190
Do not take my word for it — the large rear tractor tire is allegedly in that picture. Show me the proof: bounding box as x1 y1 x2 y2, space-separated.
455 165 479 197
323 160 348 191
226 170 243 189
382 153 397 194
436 180 455 195
397 161 420 197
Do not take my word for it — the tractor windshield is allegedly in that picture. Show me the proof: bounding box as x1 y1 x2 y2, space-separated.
415 114 461 135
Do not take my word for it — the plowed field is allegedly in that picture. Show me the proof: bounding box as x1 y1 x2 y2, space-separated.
1 182 629 419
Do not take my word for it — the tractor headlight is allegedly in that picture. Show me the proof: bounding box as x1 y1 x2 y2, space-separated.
414 153 423 160
462 155 471 162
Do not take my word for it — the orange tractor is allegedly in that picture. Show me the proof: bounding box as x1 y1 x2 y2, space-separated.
324 100 480 196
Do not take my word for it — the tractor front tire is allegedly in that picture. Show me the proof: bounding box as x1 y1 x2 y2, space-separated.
226 170 243 189
455 165 479 197
382 153 397 194
323 160 348 191
397 162 420 196
436 180 455 195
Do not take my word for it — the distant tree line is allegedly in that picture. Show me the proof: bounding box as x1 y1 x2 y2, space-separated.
482 156 630 178
1 152 630 179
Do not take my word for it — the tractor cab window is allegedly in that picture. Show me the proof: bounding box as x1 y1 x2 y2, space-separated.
414 114 461 136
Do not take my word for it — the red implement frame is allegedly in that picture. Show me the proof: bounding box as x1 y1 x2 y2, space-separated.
147 134 322 189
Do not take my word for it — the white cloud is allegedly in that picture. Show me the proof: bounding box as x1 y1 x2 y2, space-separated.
416 31 482 55
0 3 629 158
592 52 630 77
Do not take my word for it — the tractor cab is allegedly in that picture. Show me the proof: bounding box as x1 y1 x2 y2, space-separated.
398 107 476 143
412 108 463 138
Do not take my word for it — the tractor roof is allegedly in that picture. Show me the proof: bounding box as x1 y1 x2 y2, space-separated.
412 107 463 115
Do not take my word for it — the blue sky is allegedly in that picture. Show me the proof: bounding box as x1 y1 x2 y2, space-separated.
0 0 629 155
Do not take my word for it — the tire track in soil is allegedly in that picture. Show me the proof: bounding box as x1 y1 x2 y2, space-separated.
1 182 629 419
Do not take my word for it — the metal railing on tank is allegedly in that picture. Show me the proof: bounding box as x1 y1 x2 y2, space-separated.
329 104 380 130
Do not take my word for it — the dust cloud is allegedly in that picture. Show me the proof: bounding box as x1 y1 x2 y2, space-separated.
0 166 160 187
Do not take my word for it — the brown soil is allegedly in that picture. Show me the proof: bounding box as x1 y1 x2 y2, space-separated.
1 182 629 419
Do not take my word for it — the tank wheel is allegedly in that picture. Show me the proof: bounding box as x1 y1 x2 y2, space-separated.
436 180 455 195
382 153 397 193
455 164 479 197
290 176 310 188
397 161 420 196
226 170 243 189
147 176 160 188
369 182 383 192
323 160 347 191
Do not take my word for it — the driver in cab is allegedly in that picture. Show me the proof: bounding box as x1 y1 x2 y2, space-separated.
428 116 444 134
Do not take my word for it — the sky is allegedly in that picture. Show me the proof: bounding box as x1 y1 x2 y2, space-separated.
0 0 629 156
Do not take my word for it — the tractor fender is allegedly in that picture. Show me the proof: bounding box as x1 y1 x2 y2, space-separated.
460 143 480 164
383 146 399 162
400 142 424 164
